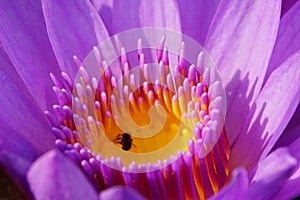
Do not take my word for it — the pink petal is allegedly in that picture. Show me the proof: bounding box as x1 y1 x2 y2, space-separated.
275 137 300 199
204 0 281 146
27 150 98 200
208 168 249 200
112 0 181 34
99 186 146 200
243 148 297 199
0 0 61 111
0 49 55 161
177 0 220 45
265 0 300 82
230 51 300 171
90 0 114 35
41 0 110 79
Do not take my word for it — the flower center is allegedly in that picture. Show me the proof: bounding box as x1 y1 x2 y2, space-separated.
47 28 231 199
106 82 182 153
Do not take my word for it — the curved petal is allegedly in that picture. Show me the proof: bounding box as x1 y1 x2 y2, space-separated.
27 150 98 200
275 137 300 199
176 0 220 45
265 0 300 81
0 0 61 111
41 0 110 79
99 186 146 200
112 0 181 34
0 50 55 161
90 0 114 35
230 51 300 171
243 148 297 200
208 168 249 200
204 0 281 145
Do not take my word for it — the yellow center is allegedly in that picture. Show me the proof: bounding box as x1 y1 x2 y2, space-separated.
75 60 211 167
106 83 182 153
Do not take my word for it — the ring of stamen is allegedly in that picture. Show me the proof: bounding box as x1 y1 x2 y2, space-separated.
46 28 230 199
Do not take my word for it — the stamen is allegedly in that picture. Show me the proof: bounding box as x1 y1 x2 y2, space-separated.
172 96 181 119
61 72 74 90
46 33 230 200
73 55 82 68
157 35 166 62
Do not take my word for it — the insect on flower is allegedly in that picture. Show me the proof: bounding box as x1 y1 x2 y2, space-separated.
113 133 136 151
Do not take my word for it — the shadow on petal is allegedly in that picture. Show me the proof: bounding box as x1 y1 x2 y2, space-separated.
224 69 268 172
224 70 258 147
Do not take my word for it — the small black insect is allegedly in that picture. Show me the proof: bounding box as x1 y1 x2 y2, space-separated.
113 133 135 151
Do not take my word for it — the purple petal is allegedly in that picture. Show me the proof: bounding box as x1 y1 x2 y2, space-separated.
90 0 114 35
274 125 300 148
275 137 300 199
230 51 300 171
204 0 281 146
0 49 55 161
208 168 249 200
281 0 299 16
285 103 300 131
274 103 300 149
42 0 110 79
0 44 28 92
99 186 146 200
0 45 41 162
0 0 61 111
243 148 297 200
176 0 220 45
265 0 300 82
27 150 98 200
112 0 181 34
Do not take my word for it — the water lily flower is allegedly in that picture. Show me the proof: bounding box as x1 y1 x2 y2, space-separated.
0 0 300 200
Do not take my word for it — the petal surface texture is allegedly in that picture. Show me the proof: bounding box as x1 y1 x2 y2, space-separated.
41 0 109 79
177 0 220 45
230 51 300 171
0 47 55 162
112 0 181 33
243 148 297 200
0 0 61 110
205 0 281 146
265 0 300 81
